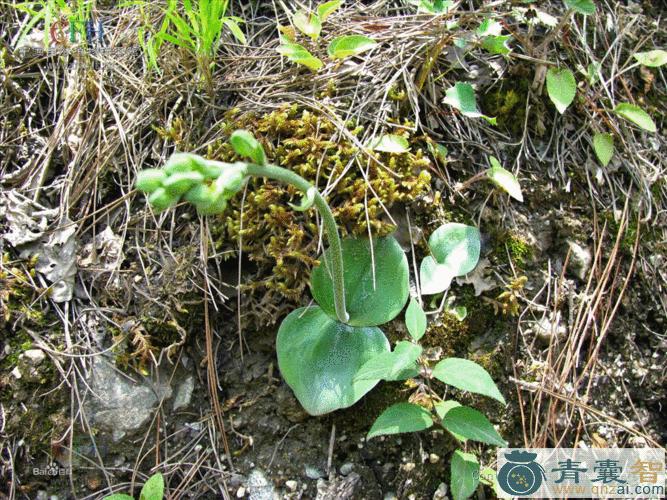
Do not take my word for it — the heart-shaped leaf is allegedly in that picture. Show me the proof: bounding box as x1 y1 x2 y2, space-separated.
311 236 410 326
476 19 503 37
370 134 410 153
354 341 422 381
432 357 506 404
327 35 377 59
633 49 667 68
405 298 427 341
277 42 324 71
443 83 497 125
276 306 390 415
442 406 507 446
613 103 656 132
451 450 480 500
546 67 576 114
420 256 454 295
486 156 523 202
367 402 433 439
592 132 614 166
428 223 481 276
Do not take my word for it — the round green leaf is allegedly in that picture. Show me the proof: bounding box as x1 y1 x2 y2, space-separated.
405 298 427 341
613 103 656 133
163 152 206 176
104 495 134 500
327 35 377 59
546 67 576 114
428 223 481 276
443 82 497 124
419 256 454 295
442 406 507 446
432 357 506 405
317 0 343 22
486 156 523 202
135 169 166 193
451 450 480 500
633 49 667 68
592 132 614 166
276 306 390 415
293 10 321 41
367 402 433 439
311 236 410 326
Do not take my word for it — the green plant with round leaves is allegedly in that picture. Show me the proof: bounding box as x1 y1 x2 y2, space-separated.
135 129 413 415
104 472 164 500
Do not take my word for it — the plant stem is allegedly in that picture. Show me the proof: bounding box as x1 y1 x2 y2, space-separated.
244 163 350 324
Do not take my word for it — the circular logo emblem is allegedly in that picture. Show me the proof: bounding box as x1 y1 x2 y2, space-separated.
498 451 546 496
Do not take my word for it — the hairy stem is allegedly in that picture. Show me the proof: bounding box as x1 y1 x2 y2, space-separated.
243 163 350 324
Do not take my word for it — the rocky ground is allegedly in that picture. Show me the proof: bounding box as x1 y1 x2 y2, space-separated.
1 0 665 499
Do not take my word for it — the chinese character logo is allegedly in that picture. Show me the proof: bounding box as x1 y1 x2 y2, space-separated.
498 451 547 496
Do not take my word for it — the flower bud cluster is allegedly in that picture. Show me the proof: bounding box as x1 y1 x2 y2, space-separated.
135 153 248 214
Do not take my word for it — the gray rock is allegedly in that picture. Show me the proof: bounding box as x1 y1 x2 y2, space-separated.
247 469 276 500
23 349 46 365
433 482 448 499
339 462 354 476
305 466 326 479
85 357 158 442
567 240 592 280
173 375 195 410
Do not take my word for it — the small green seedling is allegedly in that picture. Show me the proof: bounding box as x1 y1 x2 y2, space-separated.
276 1 377 71
104 472 164 500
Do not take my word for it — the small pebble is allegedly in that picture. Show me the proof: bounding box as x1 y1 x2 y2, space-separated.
429 453 440 464
340 462 354 476
305 466 325 479
285 480 298 492
236 486 246 498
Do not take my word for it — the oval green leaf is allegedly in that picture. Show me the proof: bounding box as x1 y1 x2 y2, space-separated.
442 406 507 446
633 49 667 68
277 306 390 415
443 83 497 124
419 256 454 295
481 35 512 55
354 341 422 382
451 450 480 500
370 134 410 153
367 402 433 439
613 103 656 132
104 495 134 500
147 187 176 212
277 42 324 71
546 67 576 114
434 400 466 441
432 357 506 405
327 35 377 59
428 223 481 277
311 236 410 327
592 132 614 166
230 130 267 165
486 156 523 202
140 472 164 500
405 298 427 341
162 171 205 197
564 0 596 15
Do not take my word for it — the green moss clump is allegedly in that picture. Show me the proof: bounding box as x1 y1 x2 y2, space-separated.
205 106 435 319
489 229 533 268
480 75 529 137
421 311 471 357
